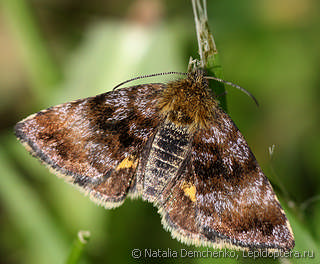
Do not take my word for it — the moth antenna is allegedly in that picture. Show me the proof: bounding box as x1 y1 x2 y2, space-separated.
113 72 187 90
205 76 259 107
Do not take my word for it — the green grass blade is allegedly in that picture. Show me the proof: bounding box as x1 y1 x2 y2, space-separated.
0 0 62 102
0 141 68 264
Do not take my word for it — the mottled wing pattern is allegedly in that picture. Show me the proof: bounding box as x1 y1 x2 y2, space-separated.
158 155 201 244
15 84 163 208
159 108 294 250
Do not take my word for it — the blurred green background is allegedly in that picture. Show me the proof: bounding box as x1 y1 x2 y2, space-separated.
0 0 320 263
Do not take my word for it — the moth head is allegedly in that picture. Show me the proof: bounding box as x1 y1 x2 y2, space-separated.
158 70 217 131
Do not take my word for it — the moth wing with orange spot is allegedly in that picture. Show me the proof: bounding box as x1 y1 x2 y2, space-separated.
15 84 163 208
158 107 294 251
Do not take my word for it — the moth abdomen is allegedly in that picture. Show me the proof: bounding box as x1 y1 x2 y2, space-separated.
142 122 190 203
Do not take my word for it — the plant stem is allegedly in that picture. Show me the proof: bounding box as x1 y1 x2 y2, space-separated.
65 230 91 264
191 0 227 111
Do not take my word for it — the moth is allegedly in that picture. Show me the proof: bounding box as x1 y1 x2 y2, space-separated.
15 69 294 251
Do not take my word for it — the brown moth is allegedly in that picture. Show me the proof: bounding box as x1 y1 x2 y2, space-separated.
15 69 294 251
